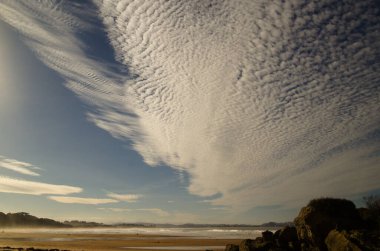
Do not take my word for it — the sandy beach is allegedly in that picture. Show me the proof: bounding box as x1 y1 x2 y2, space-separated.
0 231 242 251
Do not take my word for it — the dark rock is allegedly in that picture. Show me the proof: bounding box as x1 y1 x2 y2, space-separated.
255 237 264 244
294 198 363 251
273 229 280 240
254 241 275 251
357 208 371 221
287 241 300 251
357 208 377 230
240 239 256 251
224 197 379 251
262 230 274 242
325 230 361 251
224 244 239 251
274 226 299 250
278 226 298 244
347 229 380 250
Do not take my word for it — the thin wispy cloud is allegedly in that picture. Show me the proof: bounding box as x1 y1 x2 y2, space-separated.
1 0 379 213
0 155 40 176
49 196 118 205
98 207 130 212
0 176 82 195
107 193 141 202
209 207 228 211
97 207 168 216
136 208 170 217
96 207 197 223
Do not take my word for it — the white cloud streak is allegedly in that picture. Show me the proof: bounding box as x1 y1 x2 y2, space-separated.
49 196 118 205
136 208 170 217
1 0 379 212
97 207 169 216
0 176 82 195
107 192 141 202
97 207 197 223
0 155 40 176
98 207 130 212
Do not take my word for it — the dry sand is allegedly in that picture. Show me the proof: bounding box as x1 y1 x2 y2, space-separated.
0 231 241 251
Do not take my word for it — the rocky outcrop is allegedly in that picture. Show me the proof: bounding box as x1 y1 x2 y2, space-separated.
294 198 363 251
224 228 297 251
324 230 361 251
225 244 239 251
239 239 255 251
224 197 380 251
261 230 273 242
277 226 298 248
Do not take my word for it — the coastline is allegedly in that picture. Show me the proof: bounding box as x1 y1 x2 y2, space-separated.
0 230 242 251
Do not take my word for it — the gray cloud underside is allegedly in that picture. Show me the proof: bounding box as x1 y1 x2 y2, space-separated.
1 0 379 211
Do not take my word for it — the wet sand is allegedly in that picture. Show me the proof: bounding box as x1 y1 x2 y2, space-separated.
0 231 241 251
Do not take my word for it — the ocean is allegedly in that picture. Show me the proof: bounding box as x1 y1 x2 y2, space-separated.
3 226 277 239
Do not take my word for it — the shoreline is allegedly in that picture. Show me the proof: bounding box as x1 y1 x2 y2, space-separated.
0 231 242 251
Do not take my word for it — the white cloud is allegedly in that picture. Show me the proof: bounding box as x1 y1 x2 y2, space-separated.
96 0 380 209
98 207 170 217
0 176 82 195
1 0 379 213
107 193 141 202
209 207 228 211
0 156 40 176
98 207 130 212
49 196 118 205
98 207 169 217
97 208 199 223
211 144 380 211
136 208 170 217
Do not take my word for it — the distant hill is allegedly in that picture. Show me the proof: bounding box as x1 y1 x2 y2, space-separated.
0 211 292 228
63 220 109 227
259 221 294 228
123 222 293 228
0 212 69 227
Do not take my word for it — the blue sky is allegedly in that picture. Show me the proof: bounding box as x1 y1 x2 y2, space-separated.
0 19 210 224
0 0 379 224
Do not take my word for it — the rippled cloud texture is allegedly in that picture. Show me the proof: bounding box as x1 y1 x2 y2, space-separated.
1 0 379 210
